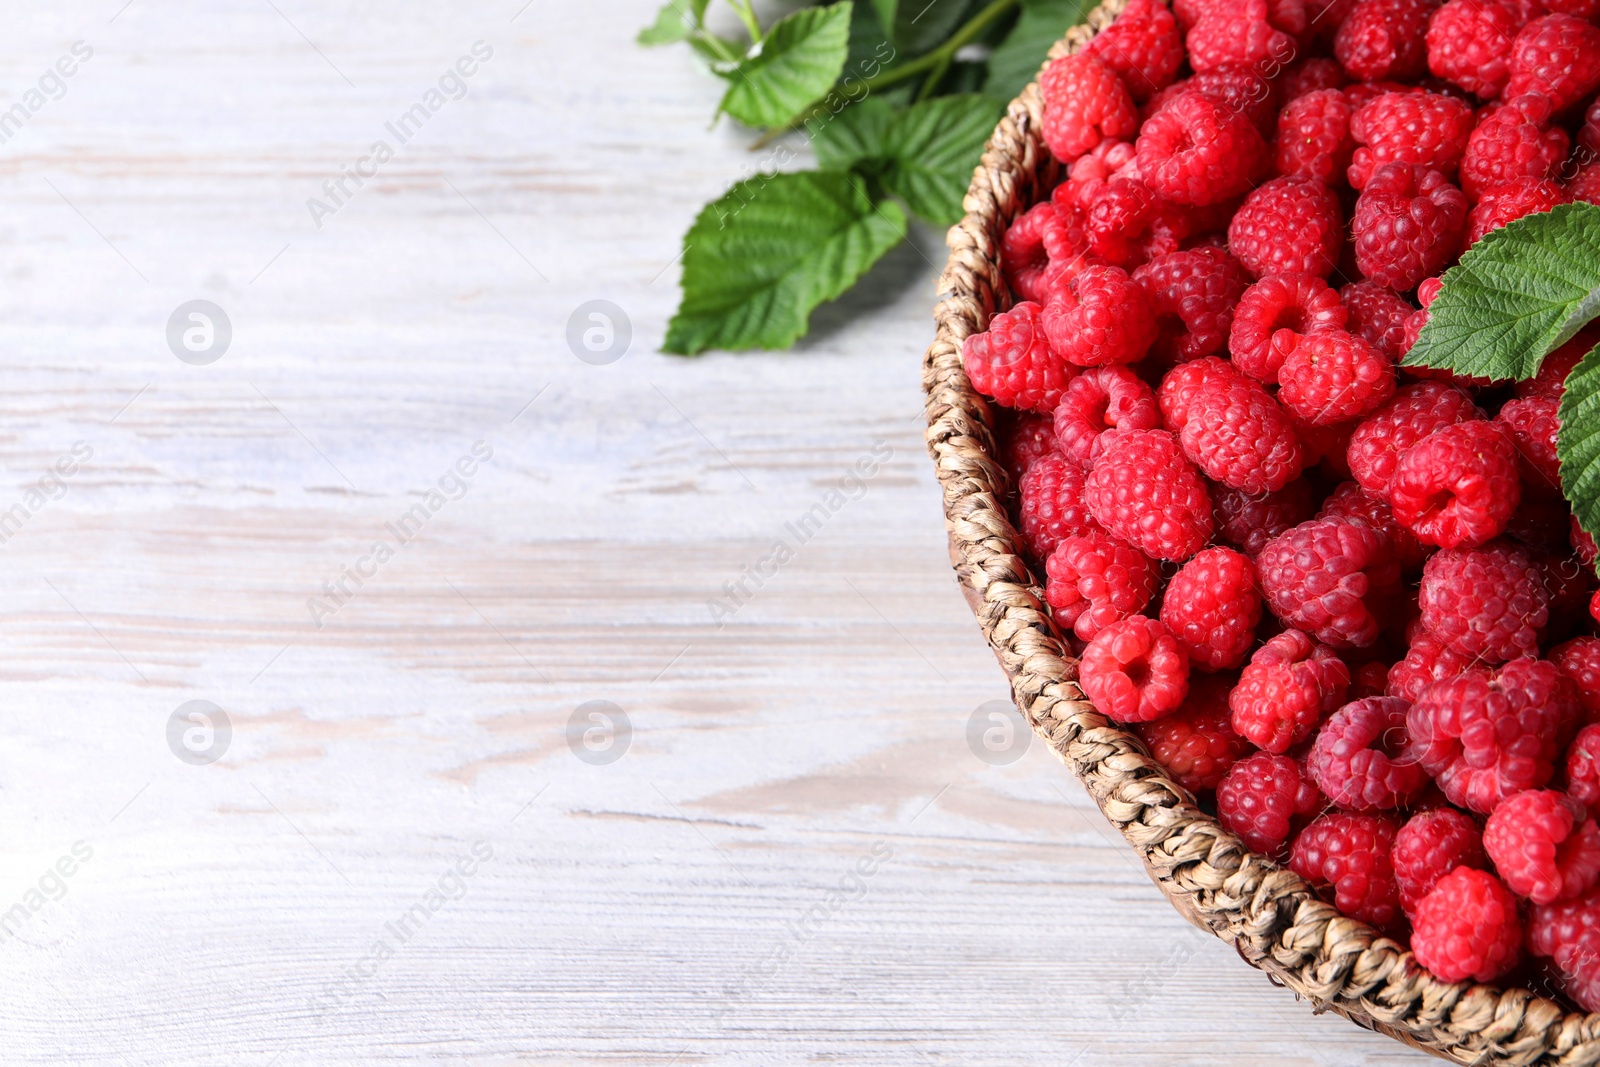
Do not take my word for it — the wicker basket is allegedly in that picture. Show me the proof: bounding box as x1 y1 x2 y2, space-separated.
919 5 1600 1063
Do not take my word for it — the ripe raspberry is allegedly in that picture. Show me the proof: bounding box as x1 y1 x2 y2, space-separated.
1553 638 1600 723
1186 0 1302 75
1411 867 1523 981
1581 95 1600 159
1335 0 1441 83
1160 547 1262 671
1155 355 1233 433
1277 330 1396 426
1083 429 1214 561
1340 282 1416 361
1495 396 1562 500
1463 177 1571 247
1275 89 1356 185
1002 203 1069 304
1217 752 1325 854
1529 891 1600 1011
1577 516 1599 567
997 410 1060 487
1426 0 1524 101
1045 531 1160 641
1568 725 1600 815
1348 91 1476 190
1459 94 1571 202
1173 362 1305 493
1229 273 1348 384
1052 366 1159 468
1570 160 1600 207
1347 382 1482 501
1083 0 1185 103
1280 58 1349 103
1041 53 1140 163
964 302 1076 413
1131 249 1249 363
1307 696 1429 809
1390 420 1521 550
1387 626 1477 701
1227 178 1343 280
1230 630 1350 751
1018 454 1101 560
1296 418 1359 479
1316 480 1429 572
1408 657 1579 812
1352 163 1469 290
1135 675 1252 791
1517 324 1600 401
1504 15 1600 116
1289 812 1403 929
1419 540 1547 661
1213 479 1316 557
1394 808 1487 914
1083 179 1170 266
1055 139 1139 215
1078 615 1190 722
1484 789 1600 904
1042 264 1159 367
1143 67 1281 137
1136 90 1269 206
1258 520 1402 648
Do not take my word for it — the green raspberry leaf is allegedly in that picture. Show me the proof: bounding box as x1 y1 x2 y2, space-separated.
872 0 976 54
878 93 1002 224
718 4 854 129
664 171 908 355
812 96 897 173
985 0 1094 104
1559 341 1600 543
638 2 692 45
1403 202 1600 383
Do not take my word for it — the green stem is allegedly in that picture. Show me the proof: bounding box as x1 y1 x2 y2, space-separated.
727 0 763 43
861 0 1019 93
914 53 953 102
695 27 740 64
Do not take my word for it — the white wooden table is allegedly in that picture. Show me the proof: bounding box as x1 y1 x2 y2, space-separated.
0 2 1429 1062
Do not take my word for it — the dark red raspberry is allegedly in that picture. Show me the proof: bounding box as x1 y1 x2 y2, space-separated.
1529 891 1600 1011
1136 90 1269 206
1347 382 1482 501
1218 752 1325 854
1143 66 1281 137
1173 361 1305 493
1155 356 1233 433
1412 867 1523 981
1131 249 1250 363
1083 0 1185 103
1083 179 1168 266
1568 725 1600 815
1161 547 1262 671
1517 323 1600 402
1505 497 1575 554
1340 282 1417 361
1419 540 1547 660
1581 95 1600 159
1316 480 1429 572
1230 629 1350 751
1277 329 1396 426
1504 15 1600 116
1484 789 1600 904
1041 264 1159 368
1576 515 1599 567
1258 519 1401 648
1387 626 1477 701
1041 53 1140 163
1394 808 1487 914
1296 418 1359 479
1352 163 1469 290
1390 420 1521 550
1538 549 1591 643
1226 177 1343 280
1002 203 1069 304
1335 0 1441 83
1463 176 1571 247
1078 615 1190 722
1174 0 1225 31
1460 94 1571 202
1348 91 1476 189
1426 0 1525 101
1408 657 1579 812
1052 366 1159 468
1307 696 1429 809
1229 274 1348 385
1018 454 1101 560
997 409 1060 487
1213 479 1316 556
1045 531 1160 641
964 302 1076 413
1083 429 1215 561
1281 59 1349 103
1135 674 1252 791
1495 396 1563 500
1572 161 1600 208
1275 89 1356 185
1553 638 1600 723
1290 812 1404 929
1187 0 1302 75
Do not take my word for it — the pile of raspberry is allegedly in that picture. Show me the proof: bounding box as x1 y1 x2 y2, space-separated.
966 0 1600 1002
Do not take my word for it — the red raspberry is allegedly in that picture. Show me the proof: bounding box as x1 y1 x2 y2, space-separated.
1217 752 1325 854
1136 90 1269 206
1052 366 1158 468
1335 0 1441 83
1419 540 1547 660
1495 396 1562 500
1280 58 1349 102
1045 531 1160 641
1580 95 1600 160
1131 248 1250 363
1408 657 1579 812
1529 891 1600 1011
1173 361 1306 493
1258 519 1401 648
1459 94 1571 201
1135 675 1252 791
1229 273 1348 384
1568 725 1600 815
1296 418 1358 479
1041 53 1140 163
1002 203 1069 304
1387 627 1477 701
1340 281 1417 361
964 302 1076 413
1463 177 1571 247
1289 812 1403 929
1570 160 1600 207
1316 480 1429 571
1144 66 1281 137
1018 454 1101 560
1083 0 1185 103
1083 179 1172 267
1539 549 1591 643
1393 808 1487 914
1307 696 1429 809
1277 330 1396 426
1161 547 1262 671
1230 630 1350 751
1078 615 1190 722
1390 420 1521 550
1577 515 1599 566
1517 323 1600 401
1411 867 1523 981
1083 429 1214 561
1553 638 1600 723
1187 0 1302 75
1545 0 1600 19
997 410 1060 487
1484 789 1600 904
1155 355 1233 433
1352 163 1469 290
1348 91 1476 189
1213 479 1316 556
1275 90 1356 185
1426 0 1525 101
1041 264 1159 367
1347 382 1482 500
1055 140 1139 215
1504 15 1600 116
1174 0 1224 31
1227 177 1344 280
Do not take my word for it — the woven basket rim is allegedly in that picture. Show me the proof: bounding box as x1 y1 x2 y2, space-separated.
918 5 1600 1063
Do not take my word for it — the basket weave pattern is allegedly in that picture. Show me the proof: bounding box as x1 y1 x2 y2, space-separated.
919 5 1600 1063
